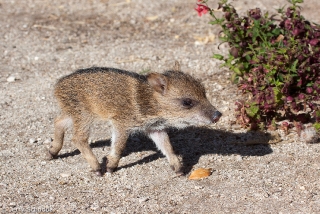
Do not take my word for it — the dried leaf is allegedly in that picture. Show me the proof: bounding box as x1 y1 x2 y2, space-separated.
275 34 284 42
193 34 215 45
188 168 212 180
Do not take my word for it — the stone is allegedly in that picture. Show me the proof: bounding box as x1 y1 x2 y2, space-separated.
60 172 72 178
6 76 15 82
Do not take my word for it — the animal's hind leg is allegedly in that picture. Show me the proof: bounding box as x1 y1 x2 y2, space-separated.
72 118 102 176
47 114 72 159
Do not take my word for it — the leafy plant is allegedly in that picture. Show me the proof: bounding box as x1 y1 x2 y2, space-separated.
196 0 320 134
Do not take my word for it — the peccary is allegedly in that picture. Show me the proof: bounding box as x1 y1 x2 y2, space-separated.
47 62 221 176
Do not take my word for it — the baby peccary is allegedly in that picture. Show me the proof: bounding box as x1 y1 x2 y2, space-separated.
48 62 221 176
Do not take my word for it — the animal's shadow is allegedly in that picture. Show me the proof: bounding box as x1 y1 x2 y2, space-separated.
56 127 274 174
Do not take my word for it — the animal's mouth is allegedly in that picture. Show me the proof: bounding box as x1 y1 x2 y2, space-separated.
212 117 220 123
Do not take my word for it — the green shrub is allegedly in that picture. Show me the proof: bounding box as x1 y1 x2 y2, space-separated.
196 0 320 134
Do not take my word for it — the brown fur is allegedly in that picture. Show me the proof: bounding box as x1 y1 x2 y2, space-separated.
48 63 221 176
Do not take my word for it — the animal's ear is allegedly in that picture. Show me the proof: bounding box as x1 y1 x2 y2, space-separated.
147 73 168 95
173 61 181 71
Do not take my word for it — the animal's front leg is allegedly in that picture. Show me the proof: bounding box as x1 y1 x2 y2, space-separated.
148 130 183 175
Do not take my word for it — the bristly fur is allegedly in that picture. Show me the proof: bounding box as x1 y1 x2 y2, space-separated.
48 62 221 176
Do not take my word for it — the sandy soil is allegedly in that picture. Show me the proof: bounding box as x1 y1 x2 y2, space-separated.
1 0 320 213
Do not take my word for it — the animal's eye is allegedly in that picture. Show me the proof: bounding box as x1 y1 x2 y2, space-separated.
182 98 194 108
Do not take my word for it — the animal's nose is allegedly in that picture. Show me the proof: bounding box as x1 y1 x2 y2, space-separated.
212 111 222 123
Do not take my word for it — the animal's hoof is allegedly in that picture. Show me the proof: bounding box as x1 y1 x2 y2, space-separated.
170 164 183 175
175 170 184 176
45 150 57 160
95 170 102 177
106 167 115 174
90 169 103 176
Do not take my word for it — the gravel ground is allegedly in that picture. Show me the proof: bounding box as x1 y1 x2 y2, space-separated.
1 0 320 213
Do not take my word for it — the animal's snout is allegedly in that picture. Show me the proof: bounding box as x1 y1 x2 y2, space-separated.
212 111 222 123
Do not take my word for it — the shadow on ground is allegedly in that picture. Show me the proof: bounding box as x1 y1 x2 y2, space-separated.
55 127 273 174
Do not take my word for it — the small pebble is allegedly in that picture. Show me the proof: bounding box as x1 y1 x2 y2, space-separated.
9 202 16 207
6 76 15 82
0 182 7 187
130 19 136 25
60 172 71 178
194 186 204 190
215 84 223 90
139 197 149 203
29 138 37 144
40 161 47 166
299 186 305 190
90 203 100 211
236 156 243 161
43 138 52 144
